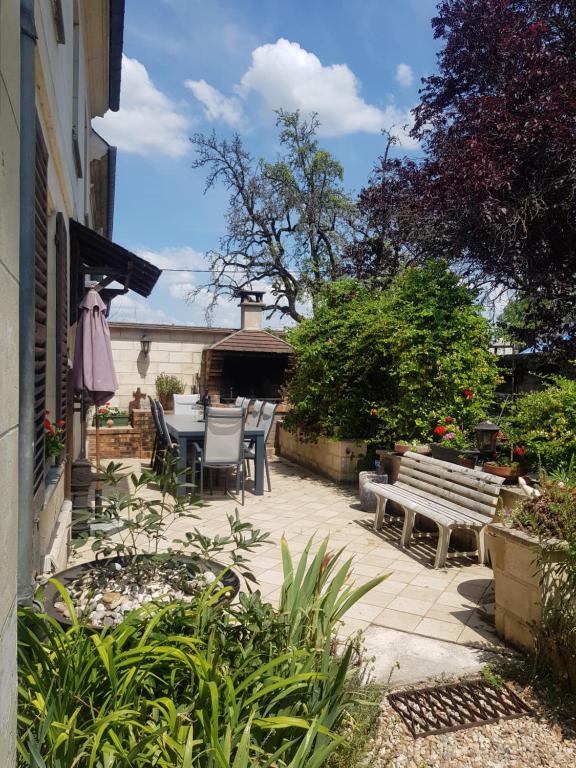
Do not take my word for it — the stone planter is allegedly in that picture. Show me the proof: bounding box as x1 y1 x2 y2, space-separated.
40 554 240 630
278 425 367 483
486 523 555 650
358 471 388 512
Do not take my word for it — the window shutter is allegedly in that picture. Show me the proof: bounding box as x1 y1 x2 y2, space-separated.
33 119 49 515
55 212 68 449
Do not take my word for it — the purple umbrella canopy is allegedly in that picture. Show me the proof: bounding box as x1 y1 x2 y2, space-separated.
73 289 118 406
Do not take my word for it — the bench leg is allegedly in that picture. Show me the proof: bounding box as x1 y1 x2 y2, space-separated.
374 496 388 531
400 508 415 548
475 527 486 564
434 526 452 569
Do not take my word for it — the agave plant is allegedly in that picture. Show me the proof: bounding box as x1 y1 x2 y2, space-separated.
18 539 388 767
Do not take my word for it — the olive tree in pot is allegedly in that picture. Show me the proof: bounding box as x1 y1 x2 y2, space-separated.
39 454 270 629
155 372 185 411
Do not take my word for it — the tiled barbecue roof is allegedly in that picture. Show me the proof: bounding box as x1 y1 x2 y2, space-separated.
209 329 294 354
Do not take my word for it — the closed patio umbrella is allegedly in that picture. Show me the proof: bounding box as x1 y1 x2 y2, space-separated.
73 289 118 498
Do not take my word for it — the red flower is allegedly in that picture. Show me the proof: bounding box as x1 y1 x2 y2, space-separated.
513 446 526 457
56 419 65 428
45 410 50 415
98 407 106 414
462 388 475 399
444 416 454 424
43 418 52 430
434 425 447 435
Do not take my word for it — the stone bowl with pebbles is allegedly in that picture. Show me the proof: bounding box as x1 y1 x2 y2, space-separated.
38 555 240 630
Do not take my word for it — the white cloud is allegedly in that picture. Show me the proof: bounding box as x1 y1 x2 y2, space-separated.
185 38 416 146
108 294 180 324
93 56 191 157
395 63 414 87
184 79 246 129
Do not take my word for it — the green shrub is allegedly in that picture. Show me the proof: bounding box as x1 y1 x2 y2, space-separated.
155 372 185 405
285 262 499 445
18 539 387 767
503 376 576 472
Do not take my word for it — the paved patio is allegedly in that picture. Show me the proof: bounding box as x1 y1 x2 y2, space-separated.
84 456 501 648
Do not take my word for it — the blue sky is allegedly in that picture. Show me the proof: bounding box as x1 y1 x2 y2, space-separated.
96 0 440 328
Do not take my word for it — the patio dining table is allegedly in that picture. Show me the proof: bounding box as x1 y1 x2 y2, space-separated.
164 413 267 496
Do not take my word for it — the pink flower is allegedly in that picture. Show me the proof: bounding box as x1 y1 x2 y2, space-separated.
443 432 457 440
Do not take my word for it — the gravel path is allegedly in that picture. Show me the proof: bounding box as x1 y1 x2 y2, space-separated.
372 682 576 768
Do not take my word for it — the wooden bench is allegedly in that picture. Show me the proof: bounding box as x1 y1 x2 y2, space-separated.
367 451 506 568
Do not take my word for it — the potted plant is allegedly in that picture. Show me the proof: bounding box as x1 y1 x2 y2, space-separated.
483 445 527 480
44 412 65 465
155 372 185 411
39 455 270 629
92 403 130 427
393 439 431 455
430 417 475 465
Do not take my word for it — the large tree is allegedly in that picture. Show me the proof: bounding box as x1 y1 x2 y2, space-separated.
363 0 576 346
190 111 358 322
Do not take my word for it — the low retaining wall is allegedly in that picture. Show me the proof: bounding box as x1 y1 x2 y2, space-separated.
277 425 367 483
87 409 155 460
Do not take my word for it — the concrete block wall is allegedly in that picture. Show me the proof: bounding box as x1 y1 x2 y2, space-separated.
108 324 233 409
278 426 367 483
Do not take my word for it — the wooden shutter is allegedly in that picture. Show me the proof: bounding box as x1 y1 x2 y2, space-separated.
33 119 49 515
55 212 68 448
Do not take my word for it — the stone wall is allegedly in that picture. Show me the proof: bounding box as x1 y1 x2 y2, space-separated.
0 1 20 761
277 426 367 483
87 409 155 460
108 324 234 409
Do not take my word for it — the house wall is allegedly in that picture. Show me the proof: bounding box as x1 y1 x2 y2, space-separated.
108 324 234 409
0 0 20 761
33 0 111 573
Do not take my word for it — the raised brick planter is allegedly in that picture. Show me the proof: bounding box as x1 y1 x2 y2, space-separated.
87 409 155 460
277 425 367 483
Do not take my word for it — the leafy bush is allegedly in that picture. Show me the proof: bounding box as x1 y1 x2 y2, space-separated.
285 262 499 445
503 376 576 472
18 538 387 767
155 372 185 406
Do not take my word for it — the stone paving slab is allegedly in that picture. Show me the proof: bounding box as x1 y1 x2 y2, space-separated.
78 456 503 649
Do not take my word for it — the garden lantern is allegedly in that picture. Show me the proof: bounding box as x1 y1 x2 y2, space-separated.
475 420 499 455
140 332 151 357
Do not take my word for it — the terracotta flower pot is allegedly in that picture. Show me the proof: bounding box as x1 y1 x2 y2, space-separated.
482 462 526 479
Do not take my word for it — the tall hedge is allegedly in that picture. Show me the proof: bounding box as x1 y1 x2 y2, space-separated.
285 262 499 444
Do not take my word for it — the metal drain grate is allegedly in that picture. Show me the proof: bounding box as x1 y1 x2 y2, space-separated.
388 679 533 737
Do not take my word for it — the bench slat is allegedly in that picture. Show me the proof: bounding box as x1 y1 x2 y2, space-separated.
403 452 504 492
398 467 498 516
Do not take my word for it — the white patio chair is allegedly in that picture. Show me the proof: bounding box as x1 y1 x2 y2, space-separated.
173 394 200 414
244 401 277 492
244 399 264 430
191 406 246 504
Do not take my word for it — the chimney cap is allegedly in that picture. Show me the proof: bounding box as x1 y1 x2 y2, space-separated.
237 290 265 304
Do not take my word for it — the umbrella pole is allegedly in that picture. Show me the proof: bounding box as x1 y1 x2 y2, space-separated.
94 411 102 517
